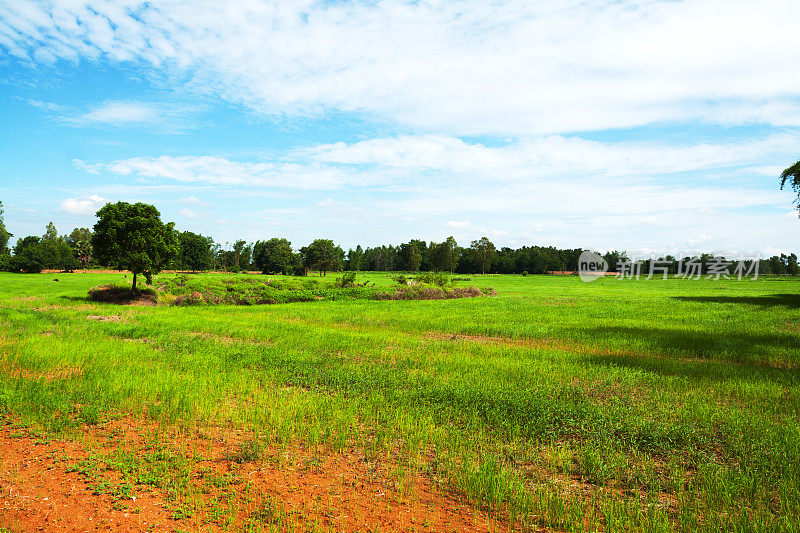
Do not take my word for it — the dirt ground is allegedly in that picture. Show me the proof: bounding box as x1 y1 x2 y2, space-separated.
0 419 510 532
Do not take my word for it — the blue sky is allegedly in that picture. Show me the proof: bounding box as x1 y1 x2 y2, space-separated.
1 0 799 257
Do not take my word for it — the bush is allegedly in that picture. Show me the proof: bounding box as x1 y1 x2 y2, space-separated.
392 274 408 285
335 271 357 288
376 285 488 300
521 270 528 276
414 272 449 287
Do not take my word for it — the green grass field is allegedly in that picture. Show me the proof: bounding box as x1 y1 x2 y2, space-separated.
1 271 799 531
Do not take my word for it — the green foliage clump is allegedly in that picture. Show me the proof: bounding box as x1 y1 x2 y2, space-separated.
335 271 357 288
392 274 408 285
253 238 296 274
92 202 178 291
414 272 449 287
160 274 379 305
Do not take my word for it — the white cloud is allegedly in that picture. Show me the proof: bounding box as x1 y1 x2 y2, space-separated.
180 195 205 205
179 207 202 219
78 101 159 124
2 0 800 135
58 100 196 130
26 99 63 112
77 132 800 193
304 133 800 180
72 159 103 174
58 195 106 216
96 155 377 190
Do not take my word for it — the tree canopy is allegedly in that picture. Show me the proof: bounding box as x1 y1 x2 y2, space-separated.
92 202 179 291
430 236 459 273
781 160 800 212
470 237 496 275
300 239 343 276
253 238 296 274
177 231 214 271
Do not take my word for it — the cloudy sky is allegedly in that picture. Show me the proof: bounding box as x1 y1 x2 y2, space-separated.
1 0 799 256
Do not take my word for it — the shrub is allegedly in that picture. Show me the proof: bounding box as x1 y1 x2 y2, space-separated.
392 274 408 285
376 285 488 300
414 272 449 287
335 271 357 288
521 270 528 276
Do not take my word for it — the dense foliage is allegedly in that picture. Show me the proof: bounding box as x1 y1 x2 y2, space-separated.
781 159 800 211
92 202 179 290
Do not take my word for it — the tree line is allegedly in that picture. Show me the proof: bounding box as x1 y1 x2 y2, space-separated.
0 200 798 279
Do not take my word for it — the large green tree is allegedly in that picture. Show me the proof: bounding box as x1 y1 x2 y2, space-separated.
92 202 179 291
781 160 800 212
300 239 343 276
470 237 496 275
253 238 295 274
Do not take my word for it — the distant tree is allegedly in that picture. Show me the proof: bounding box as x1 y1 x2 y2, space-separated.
346 245 364 271
781 160 800 212
300 239 343 276
470 237 496 275
253 238 295 274
407 245 422 272
232 240 252 271
92 202 179 291
788 253 800 276
68 228 93 268
67 228 92 246
430 236 459 273
73 240 92 268
10 236 46 273
42 221 58 243
399 243 422 272
177 231 213 271
35 222 78 270
0 201 12 254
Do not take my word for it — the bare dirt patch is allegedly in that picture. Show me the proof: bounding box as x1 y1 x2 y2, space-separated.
87 314 122 322
0 419 510 533
0 425 191 533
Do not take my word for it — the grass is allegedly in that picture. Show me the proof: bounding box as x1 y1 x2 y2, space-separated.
1 271 799 531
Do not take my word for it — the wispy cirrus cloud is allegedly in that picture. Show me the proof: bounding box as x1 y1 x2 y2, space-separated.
76 132 799 192
100 155 369 190
74 101 160 125
27 98 197 130
2 1 800 136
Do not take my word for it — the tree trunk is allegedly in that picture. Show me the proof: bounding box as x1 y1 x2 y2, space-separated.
132 271 138 292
